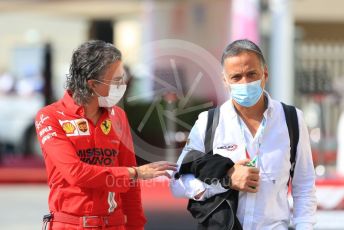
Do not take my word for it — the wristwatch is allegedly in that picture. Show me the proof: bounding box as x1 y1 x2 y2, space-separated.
220 174 232 189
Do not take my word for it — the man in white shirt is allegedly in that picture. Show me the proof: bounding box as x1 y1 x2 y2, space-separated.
170 39 317 230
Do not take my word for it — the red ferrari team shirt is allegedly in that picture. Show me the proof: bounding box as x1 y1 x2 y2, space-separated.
35 91 146 229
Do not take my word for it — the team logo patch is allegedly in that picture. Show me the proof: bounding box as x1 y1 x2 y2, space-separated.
217 144 238 151
77 120 88 133
59 119 90 136
101 119 112 135
62 122 76 134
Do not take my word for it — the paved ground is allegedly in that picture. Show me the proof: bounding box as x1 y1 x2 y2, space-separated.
0 185 343 230
0 184 196 230
0 185 49 230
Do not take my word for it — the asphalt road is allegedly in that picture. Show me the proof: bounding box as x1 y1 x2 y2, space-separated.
0 185 343 230
0 184 196 230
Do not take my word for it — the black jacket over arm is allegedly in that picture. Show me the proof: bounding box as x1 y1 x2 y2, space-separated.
176 150 242 230
176 150 234 184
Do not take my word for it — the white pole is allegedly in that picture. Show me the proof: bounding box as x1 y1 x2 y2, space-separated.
269 0 294 104
337 112 344 175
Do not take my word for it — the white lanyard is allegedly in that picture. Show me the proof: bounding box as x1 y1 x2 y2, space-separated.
237 115 267 160
238 114 277 184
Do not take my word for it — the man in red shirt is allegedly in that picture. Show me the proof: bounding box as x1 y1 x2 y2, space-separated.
36 40 177 230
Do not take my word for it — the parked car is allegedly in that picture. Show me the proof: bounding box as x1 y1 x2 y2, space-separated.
0 93 44 156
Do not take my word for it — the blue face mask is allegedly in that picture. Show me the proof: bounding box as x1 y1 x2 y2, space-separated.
230 79 263 107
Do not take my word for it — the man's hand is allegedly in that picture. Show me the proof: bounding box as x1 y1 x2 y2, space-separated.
133 161 178 180
227 159 260 193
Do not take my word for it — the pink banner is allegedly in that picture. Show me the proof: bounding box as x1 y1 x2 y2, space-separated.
230 0 260 44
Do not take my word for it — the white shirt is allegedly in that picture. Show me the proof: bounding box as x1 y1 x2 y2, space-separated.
170 93 317 230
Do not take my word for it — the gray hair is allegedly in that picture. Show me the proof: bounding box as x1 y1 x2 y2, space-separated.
66 40 122 105
221 39 266 67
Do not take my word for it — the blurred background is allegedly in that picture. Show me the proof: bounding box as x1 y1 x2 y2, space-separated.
0 0 344 229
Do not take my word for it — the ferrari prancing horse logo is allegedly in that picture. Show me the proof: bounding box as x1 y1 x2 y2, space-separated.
101 119 112 135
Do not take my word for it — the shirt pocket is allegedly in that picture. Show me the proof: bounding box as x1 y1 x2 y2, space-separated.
258 148 290 185
260 171 278 184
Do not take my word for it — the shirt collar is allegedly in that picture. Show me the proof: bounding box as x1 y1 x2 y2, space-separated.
61 91 117 117
61 91 85 116
263 91 274 118
224 90 274 119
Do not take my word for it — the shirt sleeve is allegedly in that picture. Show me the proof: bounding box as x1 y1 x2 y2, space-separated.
292 110 317 228
170 111 227 200
116 108 146 230
35 108 131 193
